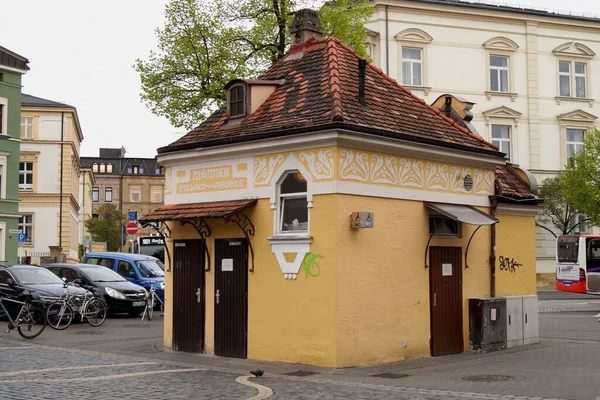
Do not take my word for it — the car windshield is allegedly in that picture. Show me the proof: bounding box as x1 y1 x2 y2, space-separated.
12 268 65 285
79 267 127 282
135 260 165 278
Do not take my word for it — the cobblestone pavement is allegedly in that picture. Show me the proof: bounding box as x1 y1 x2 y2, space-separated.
539 299 600 313
0 337 572 400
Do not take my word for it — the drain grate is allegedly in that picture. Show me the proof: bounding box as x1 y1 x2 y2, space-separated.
371 372 410 379
462 375 515 382
284 370 320 377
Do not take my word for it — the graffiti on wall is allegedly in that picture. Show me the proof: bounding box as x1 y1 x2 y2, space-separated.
302 253 324 278
499 256 522 273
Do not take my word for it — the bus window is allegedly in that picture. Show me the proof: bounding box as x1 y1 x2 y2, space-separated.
557 235 579 263
588 239 600 259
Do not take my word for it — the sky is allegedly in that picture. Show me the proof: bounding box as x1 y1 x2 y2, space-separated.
1 0 600 158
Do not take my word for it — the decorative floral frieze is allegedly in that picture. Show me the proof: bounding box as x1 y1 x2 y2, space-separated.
339 149 370 182
297 149 335 180
164 167 172 195
253 154 287 186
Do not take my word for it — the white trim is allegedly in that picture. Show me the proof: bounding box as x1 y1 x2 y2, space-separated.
0 97 7 136
496 204 543 217
0 214 21 219
157 129 504 170
0 65 28 74
0 222 5 264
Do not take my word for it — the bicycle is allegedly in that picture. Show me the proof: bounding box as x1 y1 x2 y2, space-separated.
0 289 46 339
46 282 107 330
141 286 164 321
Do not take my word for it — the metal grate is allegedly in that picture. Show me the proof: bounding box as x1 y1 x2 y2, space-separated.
371 372 410 379
462 375 515 382
284 370 320 377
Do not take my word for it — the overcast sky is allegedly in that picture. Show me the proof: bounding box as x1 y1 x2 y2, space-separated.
1 0 600 158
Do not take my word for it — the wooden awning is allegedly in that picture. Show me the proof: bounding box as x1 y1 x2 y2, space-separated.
139 199 257 224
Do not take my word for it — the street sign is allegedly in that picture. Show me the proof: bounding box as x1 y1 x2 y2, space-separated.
9 229 21 234
126 222 138 235
17 233 26 243
128 211 137 221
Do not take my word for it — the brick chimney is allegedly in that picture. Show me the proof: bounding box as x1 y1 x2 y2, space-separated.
289 9 324 46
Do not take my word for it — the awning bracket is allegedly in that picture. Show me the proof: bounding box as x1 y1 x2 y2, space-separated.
180 218 212 271
140 221 173 272
464 225 483 269
224 211 256 272
424 217 447 269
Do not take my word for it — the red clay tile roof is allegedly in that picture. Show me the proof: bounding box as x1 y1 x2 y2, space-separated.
139 199 257 223
495 165 539 202
158 37 501 156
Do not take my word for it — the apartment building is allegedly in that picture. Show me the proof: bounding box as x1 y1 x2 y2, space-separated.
19 94 85 264
80 148 165 249
365 0 600 279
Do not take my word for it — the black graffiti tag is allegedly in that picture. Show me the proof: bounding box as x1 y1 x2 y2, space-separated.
499 256 522 273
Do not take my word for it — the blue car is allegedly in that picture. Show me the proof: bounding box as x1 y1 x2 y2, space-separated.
82 252 165 302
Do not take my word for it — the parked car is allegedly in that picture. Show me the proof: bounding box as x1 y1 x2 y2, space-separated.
0 265 89 315
45 263 148 317
82 252 164 302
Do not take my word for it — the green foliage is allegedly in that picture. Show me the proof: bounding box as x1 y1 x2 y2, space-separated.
78 244 85 262
561 128 600 227
84 204 126 252
135 0 373 129
536 175 588 238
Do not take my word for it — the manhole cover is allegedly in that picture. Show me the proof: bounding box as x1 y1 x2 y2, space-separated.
74 330 104 335
123 324 149 328
284 370 319 377
371 372 409 379
462 375 515 382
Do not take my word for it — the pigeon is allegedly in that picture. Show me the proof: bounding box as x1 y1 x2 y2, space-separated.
250 369 264 377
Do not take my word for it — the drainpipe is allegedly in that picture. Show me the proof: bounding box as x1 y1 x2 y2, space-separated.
490 195 498 297
385 5 390 75
119 168 124 252
59 112 64 258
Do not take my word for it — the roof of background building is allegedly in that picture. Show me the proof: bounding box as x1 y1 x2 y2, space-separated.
80 156 163 177
159 37 501 157
21 94 73 108
402 0 600 24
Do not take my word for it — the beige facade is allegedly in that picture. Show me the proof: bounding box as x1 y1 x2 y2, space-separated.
19 94 85 264
365 0 600 279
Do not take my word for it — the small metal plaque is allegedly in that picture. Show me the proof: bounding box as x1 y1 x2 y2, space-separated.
350 212 374 228
222 258 233 271
442 263 452 276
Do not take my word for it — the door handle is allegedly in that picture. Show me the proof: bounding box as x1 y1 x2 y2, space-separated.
196 288 202 303
215 289 220 305
433 293 436 307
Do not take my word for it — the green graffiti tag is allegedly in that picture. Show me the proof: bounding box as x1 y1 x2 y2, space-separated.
302 253 324 278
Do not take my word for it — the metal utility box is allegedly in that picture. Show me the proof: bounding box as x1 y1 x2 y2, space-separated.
505 296 524 348
522 295 539 345
469 297 507 353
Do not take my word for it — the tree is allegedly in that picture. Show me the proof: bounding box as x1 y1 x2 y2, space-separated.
536 175 589 238
561 128 600 228
85 204 126 252
135 0 373 129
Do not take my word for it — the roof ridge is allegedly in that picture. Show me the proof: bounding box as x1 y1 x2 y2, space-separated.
326 38 344 122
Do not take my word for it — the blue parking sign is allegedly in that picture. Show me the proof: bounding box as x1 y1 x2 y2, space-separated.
17 233 26 243
128 211 137 221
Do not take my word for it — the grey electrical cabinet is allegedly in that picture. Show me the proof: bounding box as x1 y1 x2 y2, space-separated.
505 296 524 348
469 297 507 353
522 295 539 345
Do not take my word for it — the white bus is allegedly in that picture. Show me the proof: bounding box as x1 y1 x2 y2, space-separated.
134 235 165 263
556 235 600 294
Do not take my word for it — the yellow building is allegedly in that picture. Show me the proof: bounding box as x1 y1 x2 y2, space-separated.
141 10 542 367
19 94 85 264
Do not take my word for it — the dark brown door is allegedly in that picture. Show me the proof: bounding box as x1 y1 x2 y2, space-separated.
214 238 248 358
172 239 205 353
429 246 463 356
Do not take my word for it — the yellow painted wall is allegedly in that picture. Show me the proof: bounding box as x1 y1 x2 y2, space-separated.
494 213 537 296
335 194 492 367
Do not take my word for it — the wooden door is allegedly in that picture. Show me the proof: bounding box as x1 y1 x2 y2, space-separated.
429 246 463 356
172 239 205 353
214 238 248 359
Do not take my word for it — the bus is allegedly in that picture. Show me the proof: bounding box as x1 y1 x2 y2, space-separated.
134 235 165 263
556 235 600 294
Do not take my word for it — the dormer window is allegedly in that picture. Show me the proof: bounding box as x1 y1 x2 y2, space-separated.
229 85 246 118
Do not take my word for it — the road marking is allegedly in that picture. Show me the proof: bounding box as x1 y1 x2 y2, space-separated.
235 375 274 400
0 368 206 383
0 362 157 377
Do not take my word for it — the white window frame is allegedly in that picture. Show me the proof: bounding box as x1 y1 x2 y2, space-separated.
92 187 99 202
401 47 423 87
107 163 113 173
18 214 33 245
20 117 33 139
566 128 585 164
559 60 588 99
489 55 509 93
0 98 7 135
491 125 512 161
19 161 34 191
105 187 113 202
92 163 98 173
0 222 5 263
150 186 162 203
277 171 309 235
0 151 8 199
99 163 106 173
130 185 141 202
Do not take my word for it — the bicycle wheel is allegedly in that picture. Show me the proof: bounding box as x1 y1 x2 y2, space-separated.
146 295 155 321
85 298 107 327
18 304 46 339
46 301 74 330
